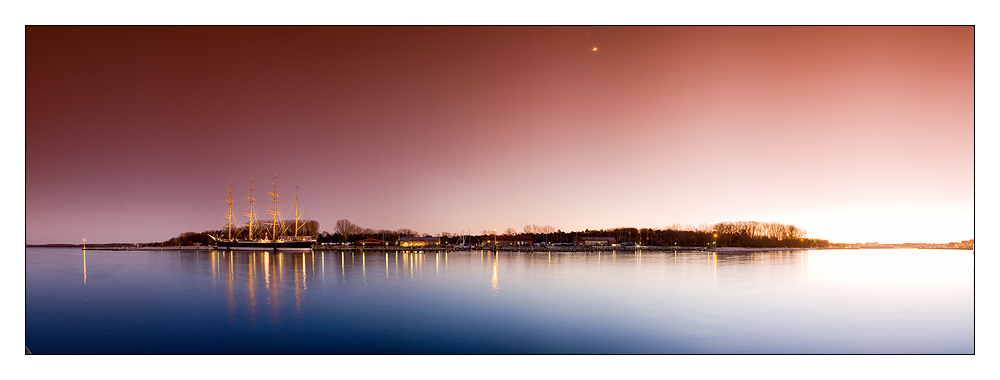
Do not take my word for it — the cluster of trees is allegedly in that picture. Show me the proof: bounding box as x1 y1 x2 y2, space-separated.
319 219 421 243
576 227 711 247
478 225 557 236
464 221 827 248
155 231 215 246
712 221 809 247
563 222 825 248
313 220 826 248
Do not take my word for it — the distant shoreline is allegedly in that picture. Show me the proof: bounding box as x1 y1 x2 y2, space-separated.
708 247 814 253
24 244 972 252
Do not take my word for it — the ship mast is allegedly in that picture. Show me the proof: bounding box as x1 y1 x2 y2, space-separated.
267 175 281 241
224 183 234 241
245 177 256 240
294 183 304 239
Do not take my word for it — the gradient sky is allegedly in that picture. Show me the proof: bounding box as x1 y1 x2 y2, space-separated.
25 26 973 244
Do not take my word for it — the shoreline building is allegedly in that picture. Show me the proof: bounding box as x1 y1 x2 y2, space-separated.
398 237 440 247
574 237 617 246
481 235 534 246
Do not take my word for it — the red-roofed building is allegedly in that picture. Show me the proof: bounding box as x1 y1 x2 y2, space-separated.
356 239 387 246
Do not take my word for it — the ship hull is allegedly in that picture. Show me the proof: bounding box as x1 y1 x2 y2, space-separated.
215 239 315 251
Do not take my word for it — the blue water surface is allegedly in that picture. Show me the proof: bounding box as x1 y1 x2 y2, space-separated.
25 248 974 354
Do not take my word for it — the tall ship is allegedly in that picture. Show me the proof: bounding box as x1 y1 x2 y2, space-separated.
211 176 316 251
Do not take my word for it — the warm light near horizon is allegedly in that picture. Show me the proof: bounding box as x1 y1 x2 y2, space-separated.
787 200 973 244
592 47 598 51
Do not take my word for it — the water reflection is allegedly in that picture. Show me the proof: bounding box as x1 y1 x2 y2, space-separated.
264 252 270 290
248 252 255 319
29 248 971 354
294 253 302 312
227 252 234 313
210 250 216 284
270 254 280 322
200 250 810 289
713 252 717 287
197 250 471 306
120 249 811 326
491 252 499 294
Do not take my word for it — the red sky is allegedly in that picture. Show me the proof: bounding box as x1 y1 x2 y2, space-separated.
25 26 973 244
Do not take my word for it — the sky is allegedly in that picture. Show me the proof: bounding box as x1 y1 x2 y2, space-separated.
25 26 974 244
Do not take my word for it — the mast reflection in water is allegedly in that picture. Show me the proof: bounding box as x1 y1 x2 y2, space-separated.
25 248 972 354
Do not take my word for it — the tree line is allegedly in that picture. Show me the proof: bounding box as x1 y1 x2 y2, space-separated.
156 219 828 248
545 222 826 248
318 219 421 243
711 221 811 247
320 219 826 248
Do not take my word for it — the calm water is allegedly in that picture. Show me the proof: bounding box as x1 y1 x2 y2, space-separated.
25 247 973 354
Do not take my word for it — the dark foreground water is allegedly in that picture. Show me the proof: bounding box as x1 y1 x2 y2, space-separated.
25 247 973 354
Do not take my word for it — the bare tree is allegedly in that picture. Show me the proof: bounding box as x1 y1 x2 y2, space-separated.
335 219 361 242
375 229 396 241
361 228 374 239
504 227 517 236
537 225 555 243
396 228 418 238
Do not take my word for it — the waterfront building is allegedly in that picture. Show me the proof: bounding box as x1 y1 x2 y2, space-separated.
481 235 533 246
356 238 387 246
574 237 617 246
398 237 440 247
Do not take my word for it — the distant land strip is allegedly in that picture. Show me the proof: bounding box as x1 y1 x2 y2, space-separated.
26 220 973 250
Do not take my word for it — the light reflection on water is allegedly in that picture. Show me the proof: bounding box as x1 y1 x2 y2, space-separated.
24 248 972 354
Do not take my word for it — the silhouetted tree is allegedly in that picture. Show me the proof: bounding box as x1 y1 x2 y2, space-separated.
396 229 418 238
335 219 361 242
